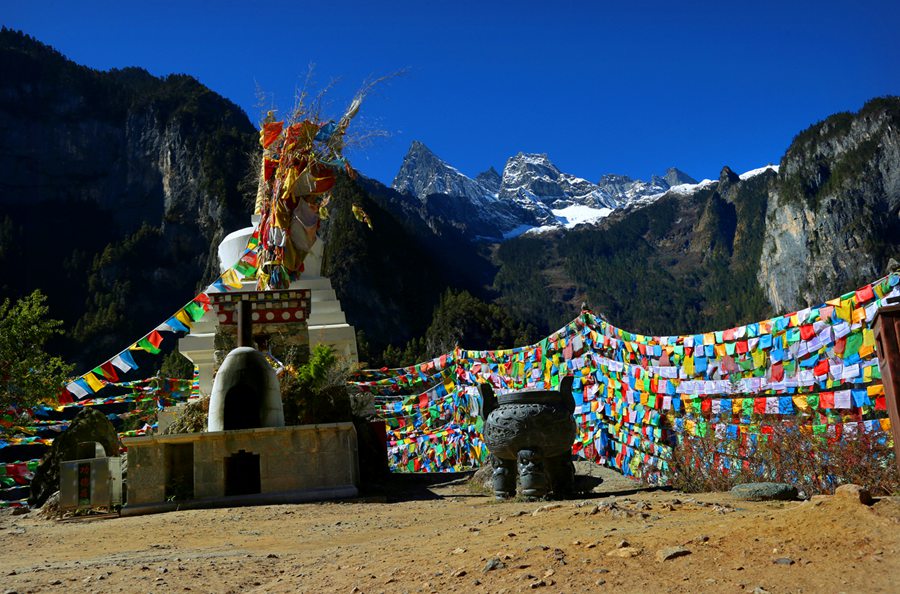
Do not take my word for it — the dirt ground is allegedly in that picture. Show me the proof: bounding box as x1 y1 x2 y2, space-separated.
2 466 898 594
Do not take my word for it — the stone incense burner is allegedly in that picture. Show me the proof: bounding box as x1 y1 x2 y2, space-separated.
479 376 577 499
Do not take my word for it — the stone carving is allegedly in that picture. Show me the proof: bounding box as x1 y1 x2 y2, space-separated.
479 376 576 499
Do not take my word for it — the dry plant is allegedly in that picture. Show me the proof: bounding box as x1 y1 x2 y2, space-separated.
162 397 209 434
667 419 900 496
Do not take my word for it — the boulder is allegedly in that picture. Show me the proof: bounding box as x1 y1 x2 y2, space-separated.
834 484 874 505
656 546 692 562
730 482 798 501
28 408 119 508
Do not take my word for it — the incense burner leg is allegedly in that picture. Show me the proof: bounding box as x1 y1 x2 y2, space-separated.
492 455 517 499
518 448 548 499
545 454 575 498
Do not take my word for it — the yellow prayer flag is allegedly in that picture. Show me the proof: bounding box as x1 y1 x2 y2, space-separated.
868 384 884 396
752 349 766 369
792 395 810 412
175 309 193 328
221 268 243 289
685 419 696 435
84 372 104 392
835 300 852 321
862 328 876 348
852 307 866 324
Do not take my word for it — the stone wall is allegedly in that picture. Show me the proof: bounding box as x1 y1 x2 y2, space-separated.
124 422 358 507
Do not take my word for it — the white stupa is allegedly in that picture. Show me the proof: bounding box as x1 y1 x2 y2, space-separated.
178 217 359 396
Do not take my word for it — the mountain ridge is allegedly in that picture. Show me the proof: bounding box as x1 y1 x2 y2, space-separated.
391 139 707 239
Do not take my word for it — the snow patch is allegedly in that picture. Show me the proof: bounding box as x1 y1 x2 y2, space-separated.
667 179 717 195
739 164 780 180
502 224 536 240
524 225 558 236
552 204 613 227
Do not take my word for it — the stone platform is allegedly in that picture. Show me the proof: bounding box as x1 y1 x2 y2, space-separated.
122 422 359 515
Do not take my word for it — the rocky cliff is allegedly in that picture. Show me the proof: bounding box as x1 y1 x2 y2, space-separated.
0 30 257 366
758 98 900 311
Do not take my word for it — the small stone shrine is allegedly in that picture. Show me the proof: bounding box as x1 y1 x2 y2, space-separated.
122 291 359 515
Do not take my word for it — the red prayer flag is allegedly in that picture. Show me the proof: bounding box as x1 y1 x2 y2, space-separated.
754 398 766 414
820 392 835 409
800 324 815 341
100 362 120 383
148 330 163 349
813 359 829 377
261 121 284 148
834 337 846 355
57 388 74 405
855 284 874 304
263 157 279 181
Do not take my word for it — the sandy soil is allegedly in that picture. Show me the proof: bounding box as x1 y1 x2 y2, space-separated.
1 467 898 594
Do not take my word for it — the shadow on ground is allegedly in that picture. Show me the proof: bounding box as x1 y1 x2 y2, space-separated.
357 461 669 503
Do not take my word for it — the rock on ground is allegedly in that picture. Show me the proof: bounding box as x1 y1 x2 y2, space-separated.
730 482 798 501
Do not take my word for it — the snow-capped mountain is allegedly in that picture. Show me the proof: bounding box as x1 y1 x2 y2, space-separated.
498 152 619 209
391 142 544 237
392 140 499 206
596 167 697 204
391 140 703 240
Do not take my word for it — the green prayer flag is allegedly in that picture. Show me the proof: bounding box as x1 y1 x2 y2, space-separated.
741 398 753 417
234 260 256 278
844 331 863 358
137 337 161 354
184 301 206 322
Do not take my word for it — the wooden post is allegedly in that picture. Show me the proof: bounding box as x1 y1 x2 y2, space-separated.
873 295 900 474
236 299 253 348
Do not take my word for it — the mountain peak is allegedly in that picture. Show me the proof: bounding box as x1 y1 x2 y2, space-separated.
475 166 501 194
664 167 697 186
507 152 557 170
719 165 740 185
392 140 502 209
392 141 452 197
407 139 435 154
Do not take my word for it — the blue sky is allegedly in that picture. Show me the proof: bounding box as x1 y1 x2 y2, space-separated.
4 1 899 185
